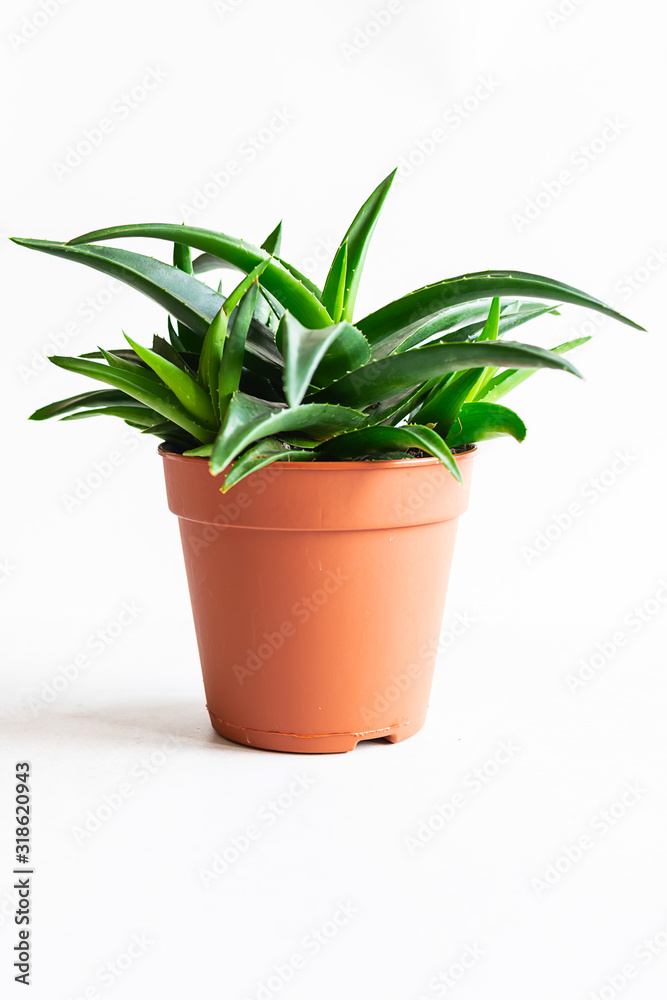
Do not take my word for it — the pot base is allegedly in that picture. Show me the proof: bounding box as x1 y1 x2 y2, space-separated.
208 710 426 754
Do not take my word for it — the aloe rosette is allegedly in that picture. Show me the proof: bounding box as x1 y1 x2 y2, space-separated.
14 170 642 490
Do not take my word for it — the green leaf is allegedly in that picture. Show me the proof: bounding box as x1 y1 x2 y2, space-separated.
223 259 269 315
413 368 484 436
333 169 396 321
479 297 500 341
47 355 215 443
192 222 283 272
29 388 134 421
358 269 645 353
446 402 527 447
10 239 223 338
183 443 213 457
137 421 197 446
312 339 583 410
392 301 503 355
167 317 186 352
173 240 193 275
316 424 462 482
61 405 162 427
98 346 161 381
464 297 500 401
166 315 200 353
261 222 282 256
198 262 270 410
124 333 217 430
362 383 433 428
478 336 592 403
198 304 227 402
171 238 199 348
191 252 283 329
209 393 365 474
218 282 259 421
222 438 315 490
143 428 197 447
151 334 190 372
389 300 557 357
321 242 348 322
275 258 322 299
278 315 371 408
66 224 332 328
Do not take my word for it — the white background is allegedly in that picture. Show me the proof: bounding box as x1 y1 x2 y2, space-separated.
1 0 666 997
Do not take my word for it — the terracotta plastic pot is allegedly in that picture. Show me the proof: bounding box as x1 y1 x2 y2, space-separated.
161 447 474 753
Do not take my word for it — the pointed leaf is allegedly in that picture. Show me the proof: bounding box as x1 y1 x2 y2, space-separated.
191 244 323 298
335 169 396 321
218 282 259 421
413 369 484 436
223 259 269 315
312 340 582 410
478 337 592 403
358 269 644 352
167 317 187 352
362 383 433 428
66 225 331 327
209 393 365 474
124 333 217 429
261 222 282 256
222 438 316 490
29 389 134 421
479 297 500 341
47 355 215 442
152 334 189 372
316 424 462 482
464 297 500 401
192 222 283 272
278 315 370 408
446 402 527 447
167 315 200 353
61 405 162 427
11 239 223 337
392 301 504 356
198 303 227 401
275 258 322 299
173 240 193 275
199 263 269 410
98 346 161 381
183 443 213 457
140 421 196 445
321 242 348 322
390 300 557 356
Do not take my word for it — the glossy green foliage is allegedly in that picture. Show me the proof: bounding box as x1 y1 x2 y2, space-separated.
278 314 370 407
17 172 642 489
446 402 527 447
316 424 461 482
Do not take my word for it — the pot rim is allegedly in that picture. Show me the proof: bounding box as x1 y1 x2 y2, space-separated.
158 443 476 472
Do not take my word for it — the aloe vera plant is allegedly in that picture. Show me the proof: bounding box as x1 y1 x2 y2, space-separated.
14 171 642 490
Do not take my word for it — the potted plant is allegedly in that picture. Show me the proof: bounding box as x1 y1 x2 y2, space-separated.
13 171 642 752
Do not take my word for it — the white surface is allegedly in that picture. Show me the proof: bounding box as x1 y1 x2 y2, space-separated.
1 0 666 997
